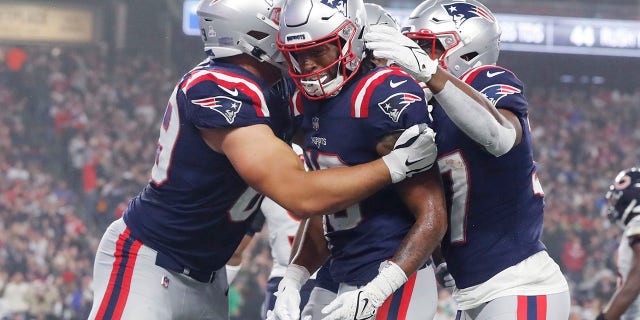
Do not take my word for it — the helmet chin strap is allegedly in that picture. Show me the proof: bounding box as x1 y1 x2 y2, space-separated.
300 74 343 98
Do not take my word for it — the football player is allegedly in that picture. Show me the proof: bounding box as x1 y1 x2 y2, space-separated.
296 4 404 319
598 168 640 320
269 0 448 319
365 0 571 319
86 0 439 318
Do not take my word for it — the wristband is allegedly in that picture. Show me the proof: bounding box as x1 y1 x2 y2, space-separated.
281 264 311 291
364 261 408 306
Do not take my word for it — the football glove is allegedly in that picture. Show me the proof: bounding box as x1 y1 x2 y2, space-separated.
382 123 438 183
268 264 310 320
435 262 456 288
364 25 439 83
321 261 407 320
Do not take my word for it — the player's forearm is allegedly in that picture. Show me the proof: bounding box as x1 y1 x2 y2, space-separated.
392 214 447 275
604 278 640 319
290 216 329 273
281 160 391 218
222 125 392 218
392 167 447 275
428 69 517 157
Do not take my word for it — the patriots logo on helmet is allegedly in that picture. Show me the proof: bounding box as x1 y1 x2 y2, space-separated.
192 96 242 124
321 0 347 16
442 3 495 27
378 93 422 122
480 84 520 106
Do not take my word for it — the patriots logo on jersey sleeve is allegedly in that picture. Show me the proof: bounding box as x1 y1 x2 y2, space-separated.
191 96 243 124
377 93 422 122
480 84 521 106
442 2 495 27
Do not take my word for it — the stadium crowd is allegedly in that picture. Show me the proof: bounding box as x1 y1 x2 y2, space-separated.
0 46 638 319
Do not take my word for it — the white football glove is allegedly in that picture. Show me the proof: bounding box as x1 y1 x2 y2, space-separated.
268 264 311 320
435 262 456 288
321 261 407 320
364 24 439 83
382 123 438 183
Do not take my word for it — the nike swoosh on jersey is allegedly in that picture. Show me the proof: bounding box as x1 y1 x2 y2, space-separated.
486 71 505 78
389 79 407 88
219 85 239 96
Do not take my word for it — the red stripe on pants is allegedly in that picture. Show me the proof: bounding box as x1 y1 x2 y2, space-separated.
517 296 528 320
536 295 547 320
95 229 142 319
376 293 393 320
397 273 417 319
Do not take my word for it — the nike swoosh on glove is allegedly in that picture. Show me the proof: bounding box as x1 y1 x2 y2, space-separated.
364 24 439 83
321 261 407 320
321 289 378 320
382 123 438 183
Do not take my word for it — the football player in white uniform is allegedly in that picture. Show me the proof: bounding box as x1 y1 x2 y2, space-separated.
599 168 640 320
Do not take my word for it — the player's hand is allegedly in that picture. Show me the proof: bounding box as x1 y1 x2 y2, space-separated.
382 124 438 183
271 284 302 320
269 264 311 320
321 288 379 320
364 25 438 83
435 262 456 288
322 261 407 320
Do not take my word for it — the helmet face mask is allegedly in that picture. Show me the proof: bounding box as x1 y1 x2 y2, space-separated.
285 36 346 98
403 0 501 78
405 29 461 73
278 0 367 99
196 0 286 69
604 168 640 228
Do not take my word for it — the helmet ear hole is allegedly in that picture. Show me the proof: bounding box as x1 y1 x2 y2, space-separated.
460 52 478 62
248 30 270 40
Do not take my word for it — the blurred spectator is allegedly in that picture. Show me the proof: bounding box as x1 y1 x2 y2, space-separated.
563 231 587 283
6 47 27 72
2 271 30 319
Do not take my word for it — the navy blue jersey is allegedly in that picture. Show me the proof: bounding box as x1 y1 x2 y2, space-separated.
123 60 293 273
294 67 432 286
432 65 546 289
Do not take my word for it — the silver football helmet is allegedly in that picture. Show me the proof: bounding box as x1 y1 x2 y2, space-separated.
277 0 368 99
196 0 285 68
403 0 501 78
365 3 399 30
